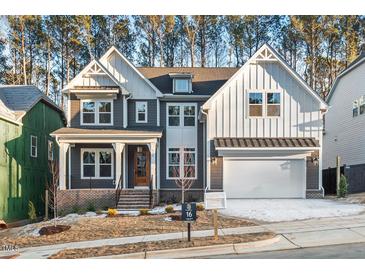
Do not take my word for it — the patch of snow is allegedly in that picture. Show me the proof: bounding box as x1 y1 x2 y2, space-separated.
219 199 365 222
84 212 97 217
117 210 140 216
163 217 172 222
148 207 166 215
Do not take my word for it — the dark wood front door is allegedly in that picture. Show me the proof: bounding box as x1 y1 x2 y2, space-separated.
134 146 150 187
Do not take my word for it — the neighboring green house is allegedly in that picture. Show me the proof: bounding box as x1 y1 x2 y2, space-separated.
0 85 65 222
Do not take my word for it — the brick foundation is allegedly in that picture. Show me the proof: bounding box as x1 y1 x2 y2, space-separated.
57 189 115 214
159 189 204 204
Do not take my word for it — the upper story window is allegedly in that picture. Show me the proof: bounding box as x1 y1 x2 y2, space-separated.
81 100 113 126
30 135 37 158
136 101 148 123
248 92 263 117
248 91 281 118
167 103 196 127
267 92 281 117
174 78 190 93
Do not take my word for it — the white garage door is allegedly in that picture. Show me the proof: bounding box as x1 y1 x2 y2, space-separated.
223 159 305 198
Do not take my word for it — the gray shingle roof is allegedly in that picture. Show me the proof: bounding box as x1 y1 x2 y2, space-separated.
137 67 239 95
0 85 63 121
51 127 163 136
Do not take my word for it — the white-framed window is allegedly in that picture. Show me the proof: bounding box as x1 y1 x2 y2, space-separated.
168 105 180 126
174 78 190 93
248 92 263 117
353 100 359 117
136 101 148 123
167 147 197 179
48 140 54 161
81 99 113 125
248 91 281 118
30 135 37 158
167 103 196 127
183 105 196 126
266 92 281 117
81 148 113 179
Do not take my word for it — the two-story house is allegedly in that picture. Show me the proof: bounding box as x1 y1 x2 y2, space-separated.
51 44 327 212
323 51 365 194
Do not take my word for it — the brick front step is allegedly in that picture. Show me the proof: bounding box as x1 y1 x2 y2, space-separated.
117 189 156 210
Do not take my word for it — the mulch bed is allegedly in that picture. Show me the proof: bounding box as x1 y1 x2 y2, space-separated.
0 211 255 248
49 232 275 259
39 225 71 236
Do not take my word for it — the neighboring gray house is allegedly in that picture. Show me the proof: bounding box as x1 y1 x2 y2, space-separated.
323 51 365 193
51 44 327 212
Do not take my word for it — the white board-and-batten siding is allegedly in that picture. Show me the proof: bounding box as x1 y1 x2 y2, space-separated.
102 53 156 99
207 62 322 140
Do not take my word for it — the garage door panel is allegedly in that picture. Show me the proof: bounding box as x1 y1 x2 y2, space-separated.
223 159 305 198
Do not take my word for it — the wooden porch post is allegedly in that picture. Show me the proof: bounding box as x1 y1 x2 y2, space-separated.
59 143 70 190
112 143 125 188
148 141 157 190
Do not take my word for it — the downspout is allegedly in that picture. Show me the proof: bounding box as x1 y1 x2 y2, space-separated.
200 107 208 191
123 93 132 128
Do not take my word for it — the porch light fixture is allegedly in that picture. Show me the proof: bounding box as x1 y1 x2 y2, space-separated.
211 157 217 165
137 146 143 153
311 156 319 166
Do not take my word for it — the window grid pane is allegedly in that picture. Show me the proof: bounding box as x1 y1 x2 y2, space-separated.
175 79 189 92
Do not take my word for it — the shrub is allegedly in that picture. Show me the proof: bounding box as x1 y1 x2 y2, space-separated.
165 205 175 213
196 203 205 211
139 208 150 215
86 203 96 212
338 174 348 198
96 209 104 215
72 205 81 214
28 201 37 222
107 208 118 217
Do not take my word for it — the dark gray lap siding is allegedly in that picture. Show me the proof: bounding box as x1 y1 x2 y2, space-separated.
159 101 204 190
70 93 123 128
68 143 115 189
128 99 157 127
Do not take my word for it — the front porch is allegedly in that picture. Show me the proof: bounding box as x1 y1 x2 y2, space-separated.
51 127 163 210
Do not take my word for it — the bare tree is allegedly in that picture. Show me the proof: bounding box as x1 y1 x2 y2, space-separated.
47 160 61 226
172 152 195 204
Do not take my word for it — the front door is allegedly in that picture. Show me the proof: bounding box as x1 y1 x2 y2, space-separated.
134 146 150 187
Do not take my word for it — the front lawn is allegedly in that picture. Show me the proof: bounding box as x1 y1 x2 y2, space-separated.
0 211 255 248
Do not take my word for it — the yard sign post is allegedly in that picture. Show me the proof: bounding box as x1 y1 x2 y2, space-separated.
204 192 227 241
181 203 197 242
336 155 341 197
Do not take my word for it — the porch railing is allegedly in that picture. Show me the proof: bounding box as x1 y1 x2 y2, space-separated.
149 175 153 208
115 175 123 208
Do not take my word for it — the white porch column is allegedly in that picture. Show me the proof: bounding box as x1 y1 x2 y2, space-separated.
112 143 125 188
148 140 157 190
59 143 70 190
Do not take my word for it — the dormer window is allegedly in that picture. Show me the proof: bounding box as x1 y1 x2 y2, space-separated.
170 73 192 93
175 79 190 93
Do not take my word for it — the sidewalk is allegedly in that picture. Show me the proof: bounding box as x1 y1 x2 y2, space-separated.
10 213 365 259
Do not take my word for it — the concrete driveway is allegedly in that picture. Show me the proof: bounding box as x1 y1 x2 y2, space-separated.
219 199 365 222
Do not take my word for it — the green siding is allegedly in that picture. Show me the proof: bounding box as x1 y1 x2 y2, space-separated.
0 101 64 221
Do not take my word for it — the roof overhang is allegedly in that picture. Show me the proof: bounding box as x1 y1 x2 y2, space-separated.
168 73 193 79
51 127 163 144
68 88 121 99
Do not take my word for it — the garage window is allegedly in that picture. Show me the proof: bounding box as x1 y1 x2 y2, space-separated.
248 92 263 117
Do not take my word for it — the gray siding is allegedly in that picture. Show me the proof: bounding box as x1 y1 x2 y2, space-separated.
306 151 319 189
210 157 223 190
70 93 123 128
159 100 204 190
68 143 116 189
127 99 157 127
